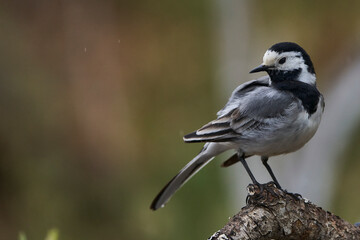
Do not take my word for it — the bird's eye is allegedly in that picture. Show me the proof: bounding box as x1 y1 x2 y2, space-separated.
279 57 286 64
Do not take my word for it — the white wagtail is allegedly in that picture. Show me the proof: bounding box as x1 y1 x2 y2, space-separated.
150 42 324 210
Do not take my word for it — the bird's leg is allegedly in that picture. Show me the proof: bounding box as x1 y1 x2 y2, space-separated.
261 156 282 189
239 154 259 185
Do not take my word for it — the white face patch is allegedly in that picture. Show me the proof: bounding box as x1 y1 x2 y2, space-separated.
262 50 316 85
262 50 278 66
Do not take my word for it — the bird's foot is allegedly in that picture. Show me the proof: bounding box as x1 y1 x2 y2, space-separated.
246 182 281 204
283 190 303 201
246 182 303 205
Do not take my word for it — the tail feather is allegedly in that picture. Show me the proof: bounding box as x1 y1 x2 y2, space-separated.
150 142 231 210
150 153 214 210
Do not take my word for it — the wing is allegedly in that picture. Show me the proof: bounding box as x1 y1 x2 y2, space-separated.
183 77 302 143
216 76 270 118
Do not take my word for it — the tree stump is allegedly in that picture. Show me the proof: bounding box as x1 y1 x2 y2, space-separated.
208 182 360 240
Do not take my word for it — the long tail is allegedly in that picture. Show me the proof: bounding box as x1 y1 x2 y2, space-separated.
150 143 227 210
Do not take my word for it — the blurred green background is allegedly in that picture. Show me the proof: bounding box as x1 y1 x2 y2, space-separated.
1 0 360 239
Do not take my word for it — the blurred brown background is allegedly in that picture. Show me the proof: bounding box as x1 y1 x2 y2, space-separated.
0 0 360 239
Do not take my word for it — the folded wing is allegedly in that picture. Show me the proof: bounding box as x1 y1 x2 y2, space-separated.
184 78 302 143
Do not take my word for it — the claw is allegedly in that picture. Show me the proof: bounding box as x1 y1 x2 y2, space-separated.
284 190 302 201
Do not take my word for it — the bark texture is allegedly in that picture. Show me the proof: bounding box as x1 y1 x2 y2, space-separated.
209 182 360 240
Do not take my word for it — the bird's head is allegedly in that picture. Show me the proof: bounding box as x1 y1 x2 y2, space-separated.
250 42 316 85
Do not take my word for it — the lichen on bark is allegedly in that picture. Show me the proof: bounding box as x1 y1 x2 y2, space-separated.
209 182 360 240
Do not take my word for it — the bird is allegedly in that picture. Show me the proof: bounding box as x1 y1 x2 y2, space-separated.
150 42 324 210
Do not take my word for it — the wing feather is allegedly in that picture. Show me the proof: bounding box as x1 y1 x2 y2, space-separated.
183 77 302 143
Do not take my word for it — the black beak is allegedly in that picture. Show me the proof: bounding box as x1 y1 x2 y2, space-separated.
249 64 270 73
